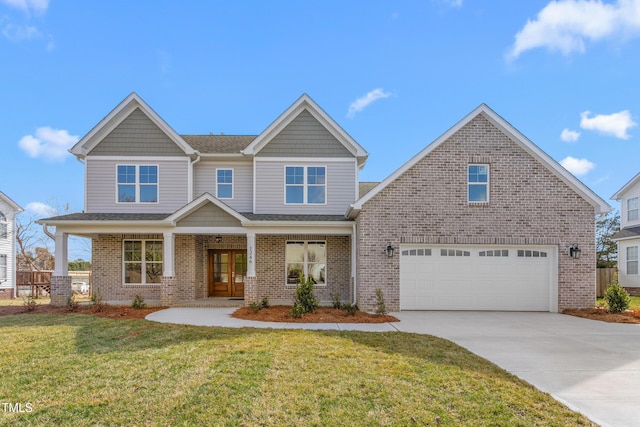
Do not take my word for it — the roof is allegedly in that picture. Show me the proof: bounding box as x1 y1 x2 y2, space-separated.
358 182 379 199
41 213 171 222
348 104 611 217
0 191 23 212
241 213 351 222
612 226 640 240
181 135 256 154
611 172 640 200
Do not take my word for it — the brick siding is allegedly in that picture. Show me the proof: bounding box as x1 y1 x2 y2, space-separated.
356 114 596 312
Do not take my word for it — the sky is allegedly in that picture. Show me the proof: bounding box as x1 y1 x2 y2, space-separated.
2 0 640 260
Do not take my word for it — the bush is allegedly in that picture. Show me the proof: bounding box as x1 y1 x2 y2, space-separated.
342 302 358 316
66 293 79 311
332 293 342 309
90 290 106 313
604 274 631 313
131 294 146 309
290 274 318 318
375 288 388 315
249 296 270 313
23 295 38 312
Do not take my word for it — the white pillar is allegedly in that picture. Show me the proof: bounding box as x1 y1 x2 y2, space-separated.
53 231 68 276
163 232 175 277
247 232 256 277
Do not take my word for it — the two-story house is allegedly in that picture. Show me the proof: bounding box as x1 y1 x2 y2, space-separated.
41 93 609 312
612 174 640 295
0 192 23 299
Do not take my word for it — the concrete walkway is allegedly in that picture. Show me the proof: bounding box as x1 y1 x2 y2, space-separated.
146 308 640 427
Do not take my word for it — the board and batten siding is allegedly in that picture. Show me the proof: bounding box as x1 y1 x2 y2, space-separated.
85 157 189 213
0 198 18 290
254 159 357 215
193 160 253 212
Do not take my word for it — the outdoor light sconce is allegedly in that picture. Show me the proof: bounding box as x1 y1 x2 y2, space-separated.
385 244 395 258
568 244 581 259
215 235 222 244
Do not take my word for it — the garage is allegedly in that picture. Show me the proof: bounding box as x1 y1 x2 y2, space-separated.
399 245 557 311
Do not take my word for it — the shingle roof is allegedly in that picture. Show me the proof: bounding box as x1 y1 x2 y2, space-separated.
359 182 379 199
240 213 351 222
180 135 256 154
612 226 640 240
41 213 171 221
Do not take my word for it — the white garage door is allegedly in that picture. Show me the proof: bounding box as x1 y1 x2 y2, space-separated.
400 246 556 311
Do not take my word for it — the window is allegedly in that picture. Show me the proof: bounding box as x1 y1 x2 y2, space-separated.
468 164 489 203
401 248 432 256
0 213 6 239
217 169 233 199
479 250 509 257
285 166 326 204
517 250 547 258
117 165 158 203
123 240 163 284
627 246 638 275
0 255 6 280
628 197 639 221
286 241 326 285
440 249 470 257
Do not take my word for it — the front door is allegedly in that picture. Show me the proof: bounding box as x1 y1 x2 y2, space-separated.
208 250 246 298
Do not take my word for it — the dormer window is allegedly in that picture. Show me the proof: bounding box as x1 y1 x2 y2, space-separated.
628 197 638 221
285 166 326 204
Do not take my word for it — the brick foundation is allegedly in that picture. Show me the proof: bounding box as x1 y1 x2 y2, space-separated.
50 276 72 306
0 288 14 299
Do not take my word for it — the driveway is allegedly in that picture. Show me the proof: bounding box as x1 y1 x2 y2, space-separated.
392 311 640 427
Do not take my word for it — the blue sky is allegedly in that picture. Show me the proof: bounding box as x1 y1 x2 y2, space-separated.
2 0 640 259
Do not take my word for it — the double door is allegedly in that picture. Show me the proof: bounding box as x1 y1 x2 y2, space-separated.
208 250 246 298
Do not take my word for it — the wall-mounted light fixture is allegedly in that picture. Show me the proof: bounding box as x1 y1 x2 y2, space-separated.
215 235 222 244
385 244 395 258
568 244 581 259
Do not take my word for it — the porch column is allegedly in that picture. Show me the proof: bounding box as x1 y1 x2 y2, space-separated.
245 231 258 305
161 232 177 306
50 230 71 306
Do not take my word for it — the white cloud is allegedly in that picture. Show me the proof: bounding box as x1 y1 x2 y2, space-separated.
1 22 40 41
0 0 49 15
560 128 581 142
580 110 637 139
25 201 55 217
560 156 595 176
347 88 393 118
18 127 79 161
506 0 640 61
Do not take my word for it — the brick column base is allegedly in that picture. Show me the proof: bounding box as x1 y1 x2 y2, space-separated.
50 276 72 306
244 277 258 306
161 276 178 307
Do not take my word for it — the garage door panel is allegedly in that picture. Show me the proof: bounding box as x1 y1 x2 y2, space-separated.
400 246 553 311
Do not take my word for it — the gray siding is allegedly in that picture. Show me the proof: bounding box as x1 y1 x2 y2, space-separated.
176 203 242 227
254 160 357 215
193 160 253 212
256 110 354 158
89 108 185 156
86 157 189 213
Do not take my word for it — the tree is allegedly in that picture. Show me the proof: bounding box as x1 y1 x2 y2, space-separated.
596 210 620 268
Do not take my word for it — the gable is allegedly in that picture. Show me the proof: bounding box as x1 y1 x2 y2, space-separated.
256 109 353 158
88 108 186 156
176 202 242 228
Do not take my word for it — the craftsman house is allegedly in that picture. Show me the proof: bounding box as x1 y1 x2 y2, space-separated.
41 93 609 312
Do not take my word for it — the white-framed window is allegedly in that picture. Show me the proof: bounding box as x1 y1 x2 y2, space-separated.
117 165 158 203
285 166 326 204
216 169 233 199
517 250 547 258
286 241 326 286
468 164 489 203
0 213 6 239
627 246 638 275
628 197 639 221
440 249 470 257
123 240 163 284
0 255 6 280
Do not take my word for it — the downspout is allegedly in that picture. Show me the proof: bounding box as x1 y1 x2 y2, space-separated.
352 222 357 306
42 224 55 241
189 153 201 202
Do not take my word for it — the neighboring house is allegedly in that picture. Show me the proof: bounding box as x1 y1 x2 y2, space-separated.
40 93 609 312
612 174 640 295
0 192 23 299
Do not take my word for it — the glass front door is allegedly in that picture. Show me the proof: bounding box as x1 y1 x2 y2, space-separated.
208 250 246 298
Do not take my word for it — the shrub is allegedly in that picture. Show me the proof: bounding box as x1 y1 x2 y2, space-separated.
66 293 79 311
90 290 106 313
342 302 358 316
23 295 38 312
332 293 342 309
290 274 318 318
249 296 270 313
604 274 631 313
260 296 270 309
375 288 388 315
131 294 146 309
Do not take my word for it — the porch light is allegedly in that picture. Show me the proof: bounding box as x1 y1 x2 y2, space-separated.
568 244 581 259
385 244 395 258
215 235 222 244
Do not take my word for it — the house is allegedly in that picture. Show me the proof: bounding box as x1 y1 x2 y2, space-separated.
0 192 23 299
40 93 609 312
612 174 640 295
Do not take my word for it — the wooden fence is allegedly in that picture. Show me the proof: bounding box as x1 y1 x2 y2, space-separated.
16 270 53 297
596 268 617 298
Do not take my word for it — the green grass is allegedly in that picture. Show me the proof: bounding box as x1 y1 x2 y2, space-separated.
597 295 640 310
0 314 595 426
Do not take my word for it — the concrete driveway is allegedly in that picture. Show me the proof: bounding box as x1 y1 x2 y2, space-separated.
392 311 640 427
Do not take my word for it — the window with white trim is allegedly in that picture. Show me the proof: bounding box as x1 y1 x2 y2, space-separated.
628 197 638 221
440 249 470 257
0 255 6 280
285 166 326 204
0 213 6 239
468 164 489 203
117 165 158 203
123 240 163 284
217 169 233 199
286 241 326 285
627 246 638 275
517 250 547 258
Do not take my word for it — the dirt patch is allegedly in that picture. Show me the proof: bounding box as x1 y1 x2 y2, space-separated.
0 304 165 319
563 307 640 324
232 305 398 323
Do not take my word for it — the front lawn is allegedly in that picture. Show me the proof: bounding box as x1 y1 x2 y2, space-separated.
0 314 595 426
